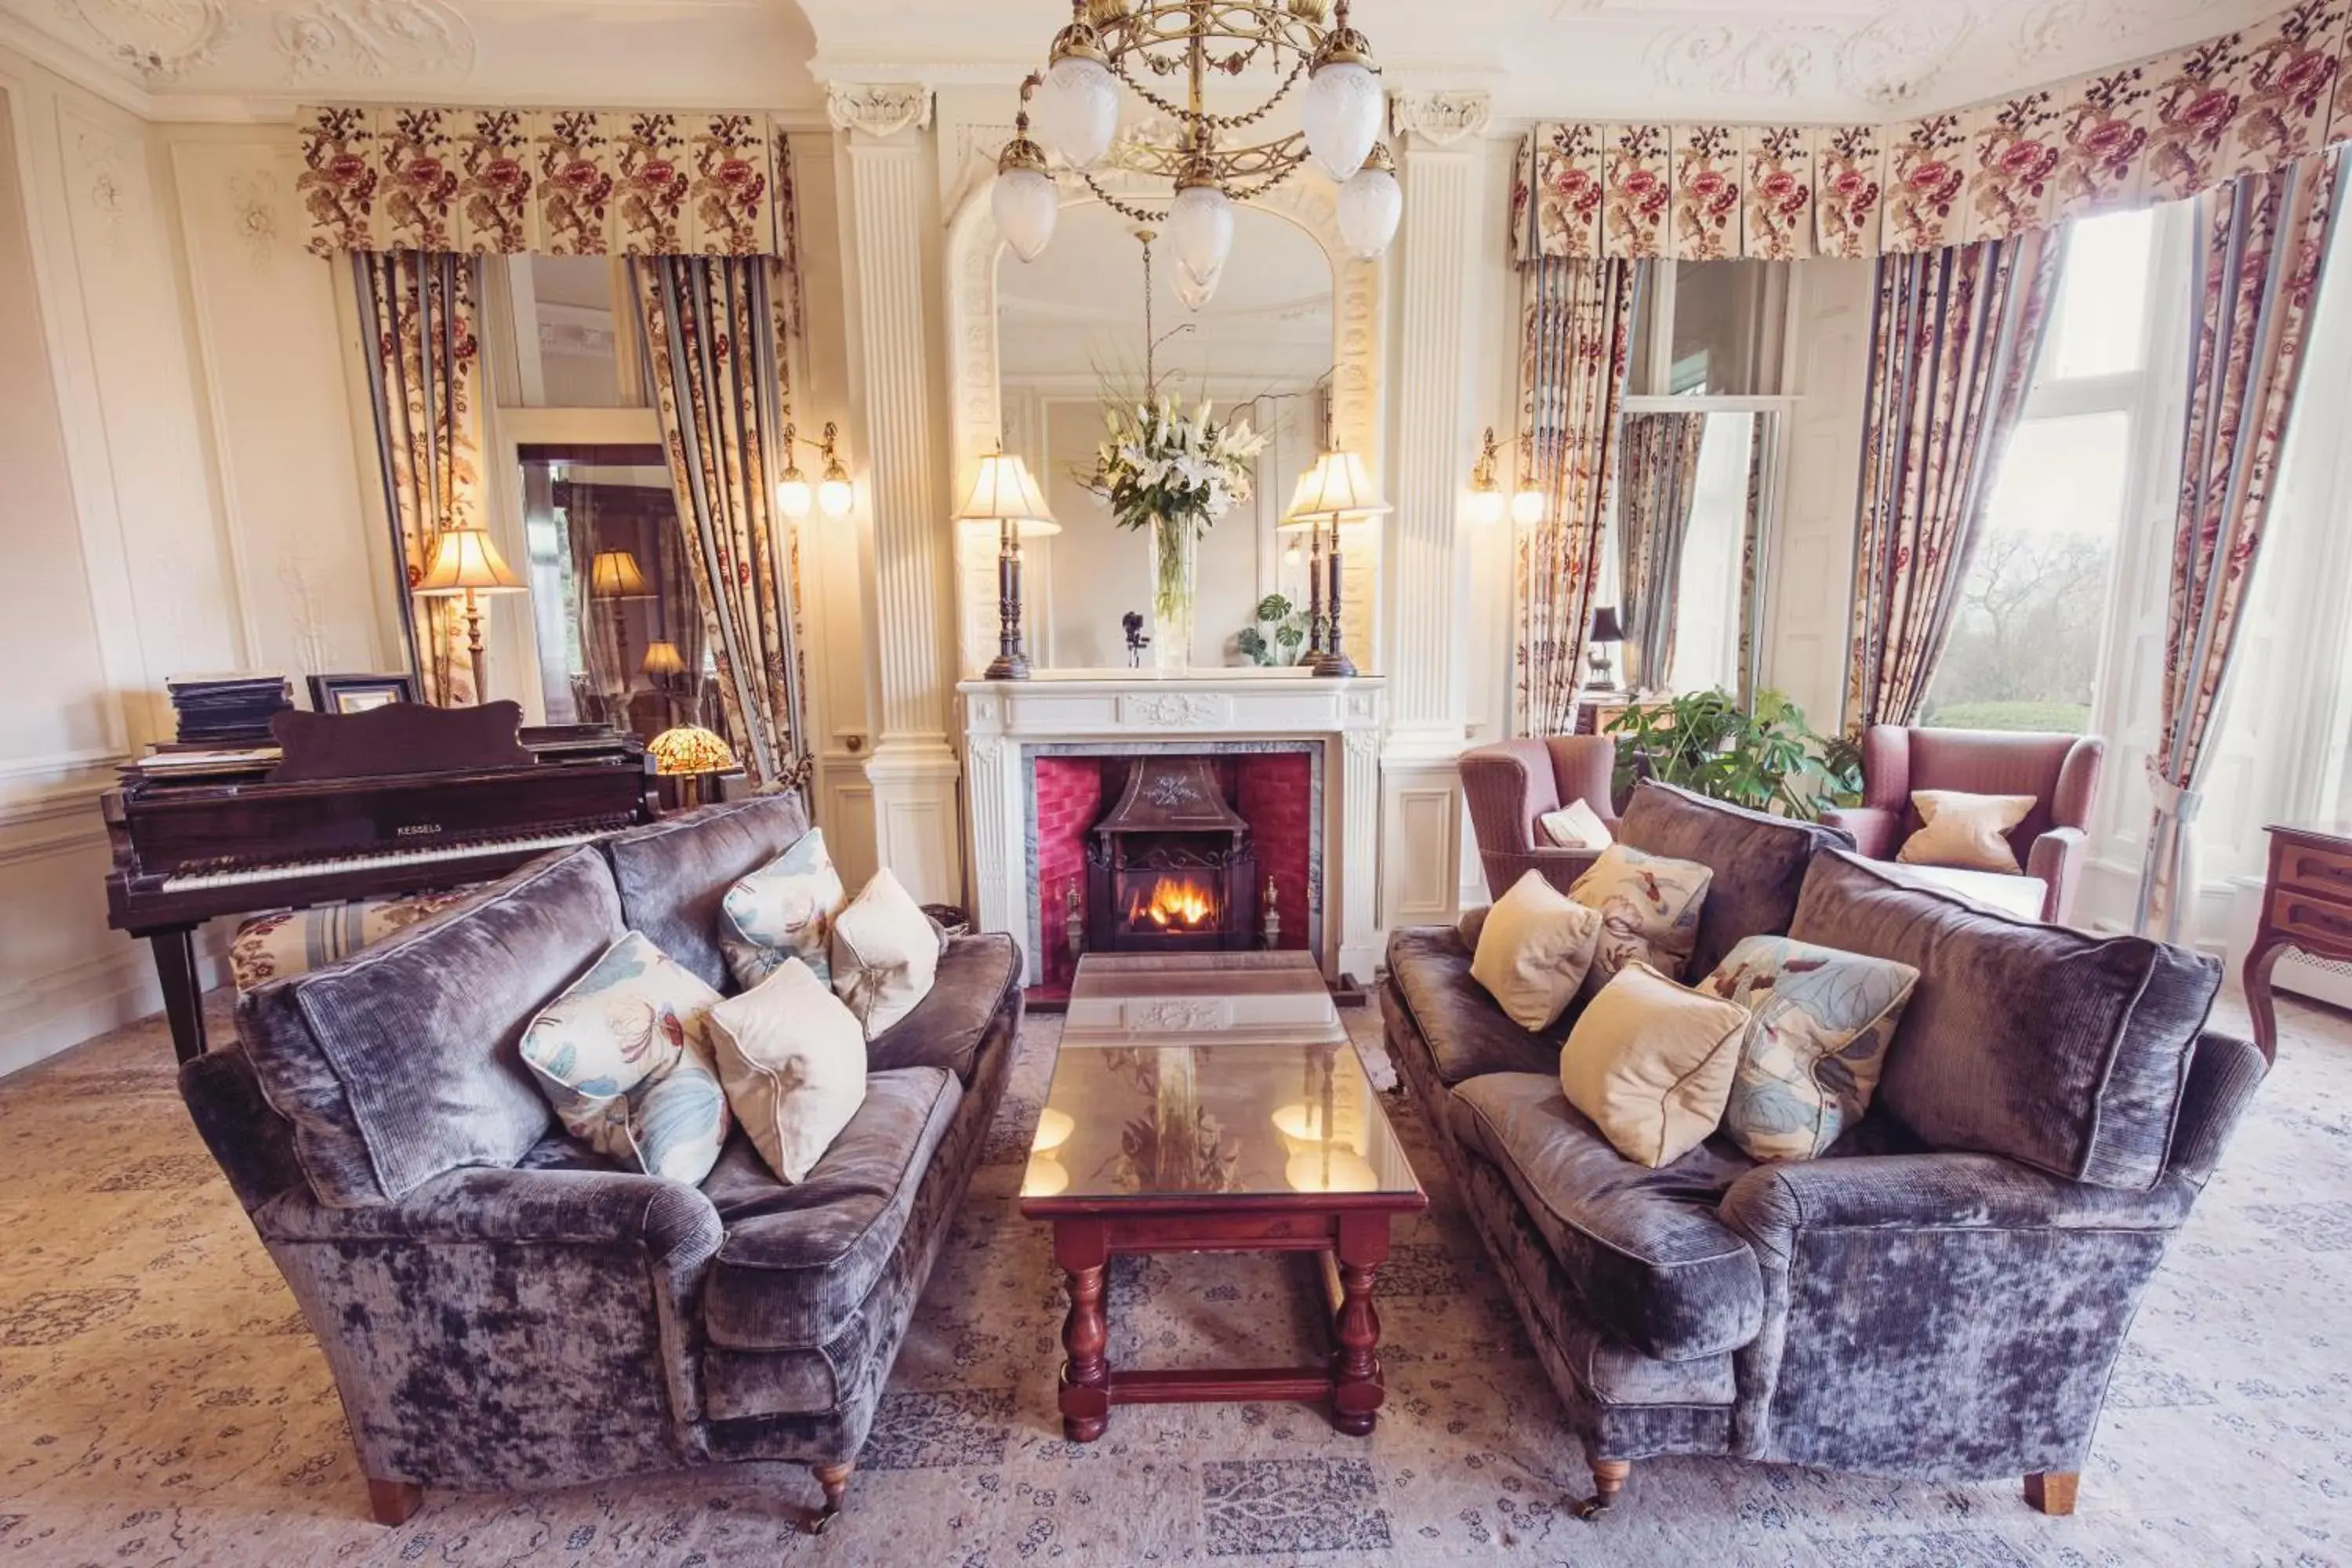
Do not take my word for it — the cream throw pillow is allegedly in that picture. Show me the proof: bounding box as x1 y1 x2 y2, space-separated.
1567 843 1714 996
1469 870 1605 1031
709 959 868 1184
1897 789 2035 873
831 868 942 1037
1538 799 1615 851
1559 962 1750 1169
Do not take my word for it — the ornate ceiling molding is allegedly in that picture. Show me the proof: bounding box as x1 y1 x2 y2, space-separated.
272 0 474 82
826 82 934 140
54 0 230 80
1389 89 1492 147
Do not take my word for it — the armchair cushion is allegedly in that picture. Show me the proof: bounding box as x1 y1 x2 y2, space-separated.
1878 862 2048 922
238 847 622 1208
1791 850 2220 1192
1539 798 1614 850
700 1065 961 1355
1898 789 2035 873
1615 782 1857 976
1450 1072 1763 1362
1386 927 1564 1084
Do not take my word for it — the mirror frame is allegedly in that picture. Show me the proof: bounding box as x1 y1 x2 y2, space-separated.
946 162 1385 677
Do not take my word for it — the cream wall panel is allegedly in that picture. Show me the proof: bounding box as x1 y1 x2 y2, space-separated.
164 131 391 684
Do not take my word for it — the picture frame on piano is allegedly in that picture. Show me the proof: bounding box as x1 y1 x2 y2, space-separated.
309 672 420 715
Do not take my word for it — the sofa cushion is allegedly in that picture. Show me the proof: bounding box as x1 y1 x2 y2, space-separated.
228 886 481 994
1615 782 1855 978
865 934 1021 1080
719 826 848 990
1791 849 2220 1192
831 869 941 1037
700 1065 961 1352
1568 843 1714 993
601 794 815 992
710 958 869 1184
1448 1072 1763 1362
1701 935 1918 1163
1471 869 1603 1030
1385 927 1562 1085
1559 964 1748 1170
238 847 622 1208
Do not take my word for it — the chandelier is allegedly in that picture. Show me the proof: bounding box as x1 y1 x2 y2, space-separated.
993 0 1403 303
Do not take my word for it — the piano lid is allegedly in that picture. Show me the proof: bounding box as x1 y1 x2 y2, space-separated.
268 700 534 783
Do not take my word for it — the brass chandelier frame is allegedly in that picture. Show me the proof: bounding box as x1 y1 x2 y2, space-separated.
1006 0 1381 226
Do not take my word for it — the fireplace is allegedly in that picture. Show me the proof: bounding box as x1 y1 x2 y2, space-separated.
1086 757 1260 954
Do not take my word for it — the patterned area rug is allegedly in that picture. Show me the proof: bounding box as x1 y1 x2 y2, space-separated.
0 988 2347 1566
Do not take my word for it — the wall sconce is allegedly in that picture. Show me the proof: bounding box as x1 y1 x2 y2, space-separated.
1470 426 1548 528
775 421 856 521
956 447 1059 681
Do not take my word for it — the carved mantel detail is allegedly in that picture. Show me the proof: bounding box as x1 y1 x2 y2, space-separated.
827 84 935 140
1388 90 1492 148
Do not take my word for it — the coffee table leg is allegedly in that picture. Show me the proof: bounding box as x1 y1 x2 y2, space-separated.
1054 1220 1112 1443
1331 1212 1390 1436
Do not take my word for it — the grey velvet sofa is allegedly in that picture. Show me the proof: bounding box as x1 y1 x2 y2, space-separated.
1384 780 2264 1519
178 793 1022 1534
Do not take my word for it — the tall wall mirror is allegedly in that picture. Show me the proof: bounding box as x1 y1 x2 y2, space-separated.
1600 258 1790 706
994 199 1334 670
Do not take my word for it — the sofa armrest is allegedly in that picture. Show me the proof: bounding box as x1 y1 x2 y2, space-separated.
258 1163 724 1276
1818 805 1900 860
2024 826 2087 922
1720 1153 2194 1261
1717 1151 2200 1473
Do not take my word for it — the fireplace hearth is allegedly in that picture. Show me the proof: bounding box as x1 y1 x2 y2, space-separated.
1086 757 1259 955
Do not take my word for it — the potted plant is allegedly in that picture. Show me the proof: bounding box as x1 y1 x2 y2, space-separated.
1605 688 1860 820
1235 593 1309 667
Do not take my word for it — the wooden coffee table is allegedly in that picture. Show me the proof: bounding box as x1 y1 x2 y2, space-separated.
1019 953 1426 1441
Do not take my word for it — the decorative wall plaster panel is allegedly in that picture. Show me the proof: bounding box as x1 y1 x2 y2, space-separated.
224 169 278 269
1390 90 1493 147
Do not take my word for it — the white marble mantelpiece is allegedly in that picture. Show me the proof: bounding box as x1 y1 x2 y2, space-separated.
960 670 1386 985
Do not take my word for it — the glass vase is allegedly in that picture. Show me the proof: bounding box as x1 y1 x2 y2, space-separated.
1151 517 1197 675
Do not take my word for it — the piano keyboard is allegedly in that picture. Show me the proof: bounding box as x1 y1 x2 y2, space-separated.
159 828 606 893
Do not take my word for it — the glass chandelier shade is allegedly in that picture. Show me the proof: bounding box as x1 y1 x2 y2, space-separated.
1301 55 1383 184
1173 256 1223 311
994 164 1059 263
1169 178 1236 287
1033 48 1120 169
1337 146 1402 260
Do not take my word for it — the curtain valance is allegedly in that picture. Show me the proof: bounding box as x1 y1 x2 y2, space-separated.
1513 0 2348 263
298 105 795 257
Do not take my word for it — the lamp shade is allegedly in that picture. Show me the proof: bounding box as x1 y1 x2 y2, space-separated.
1168 180 1236 285
415 527 524 595
1283 450 1391 525
956 450 1061 535
1301 55 1383 184
1033 49 1120 169
1336 150 1402 259
1588 605 1625 644
641 639 686 678
588 549 649 597
993 164 1059 263
648 724 735 776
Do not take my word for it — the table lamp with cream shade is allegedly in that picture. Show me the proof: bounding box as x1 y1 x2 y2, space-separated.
958 448 1060 681
414 525 526 704
1279 450 1388 679
588 550 652 703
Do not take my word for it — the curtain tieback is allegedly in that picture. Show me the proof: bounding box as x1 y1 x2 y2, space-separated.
2143 758 2205 825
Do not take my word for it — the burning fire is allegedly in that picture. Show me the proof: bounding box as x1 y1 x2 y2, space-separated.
1131 875 1217 931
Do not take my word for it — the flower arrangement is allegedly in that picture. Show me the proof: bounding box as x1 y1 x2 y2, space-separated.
1090 394 1268 672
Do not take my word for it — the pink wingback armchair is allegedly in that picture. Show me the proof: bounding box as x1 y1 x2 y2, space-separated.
1820 726 2105 923
1460 737 1621 900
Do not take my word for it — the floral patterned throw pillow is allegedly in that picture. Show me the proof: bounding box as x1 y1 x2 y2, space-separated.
1567 843 1714 996
521 931 732 1183
1701 935 1920 1162
720 828 848 991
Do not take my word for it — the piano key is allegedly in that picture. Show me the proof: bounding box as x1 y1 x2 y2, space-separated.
158 829 603 891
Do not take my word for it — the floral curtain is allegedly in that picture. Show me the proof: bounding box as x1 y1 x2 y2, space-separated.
1617 411 1709 692
352 250 488 706
2137 150 2344 938
1514 256 1639 735
1512 0 2349 263
1843 230 2063 731
630 254 809 792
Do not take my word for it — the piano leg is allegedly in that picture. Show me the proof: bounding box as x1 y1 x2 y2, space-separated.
150 927 209 1063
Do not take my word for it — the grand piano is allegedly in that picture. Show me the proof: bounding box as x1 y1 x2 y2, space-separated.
104 700 660 1062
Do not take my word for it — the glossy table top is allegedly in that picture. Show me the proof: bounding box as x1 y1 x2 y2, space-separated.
1022 953 1421 1208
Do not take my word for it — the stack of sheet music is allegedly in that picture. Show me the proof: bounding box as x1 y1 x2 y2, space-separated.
166 673 292 746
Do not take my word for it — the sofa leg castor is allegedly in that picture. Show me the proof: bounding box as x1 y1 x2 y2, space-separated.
806 1461 855 1535
365 1478 423 1526
1575 1458 1631 1520
2025 1472 2078 1517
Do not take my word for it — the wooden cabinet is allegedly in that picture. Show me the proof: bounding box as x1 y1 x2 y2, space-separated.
2244 822 2352 1062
